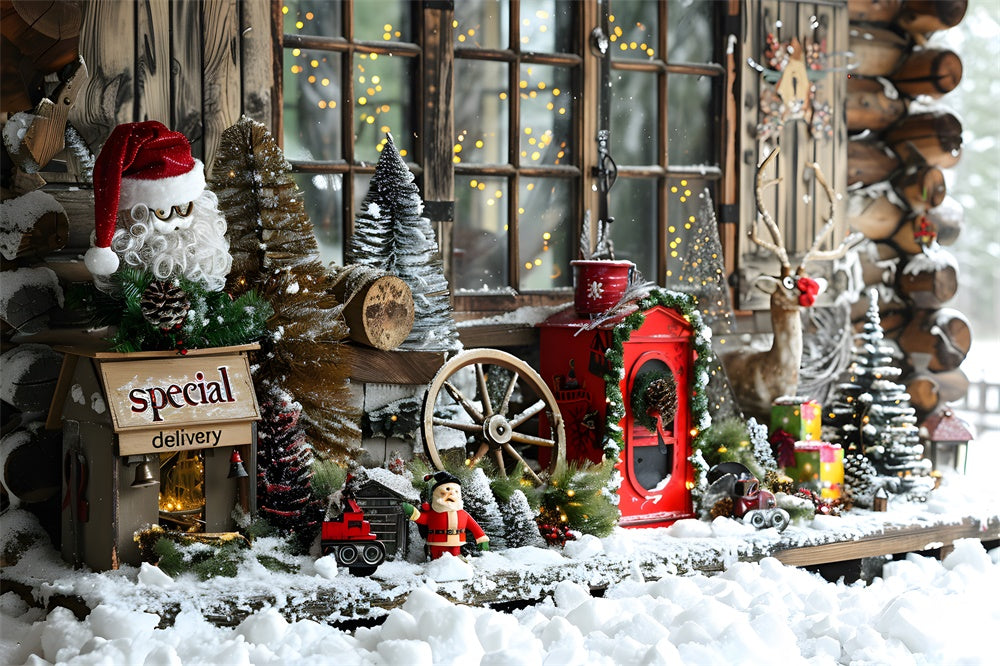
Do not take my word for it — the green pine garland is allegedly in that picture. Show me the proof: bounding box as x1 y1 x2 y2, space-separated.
601 288 713 489
78 268 272 353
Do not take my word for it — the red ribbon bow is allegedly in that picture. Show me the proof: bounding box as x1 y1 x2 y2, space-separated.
796 277 820 307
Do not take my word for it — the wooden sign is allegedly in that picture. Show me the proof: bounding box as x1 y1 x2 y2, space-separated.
97 354 259 455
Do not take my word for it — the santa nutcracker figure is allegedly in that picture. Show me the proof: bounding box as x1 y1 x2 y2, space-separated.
85 120 232 292
403 471 489 559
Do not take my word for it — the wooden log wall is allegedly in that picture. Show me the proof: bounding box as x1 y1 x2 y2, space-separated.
845 0 970 420
0 0 274 516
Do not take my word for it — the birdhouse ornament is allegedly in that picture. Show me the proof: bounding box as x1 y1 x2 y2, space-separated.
86 121 231 291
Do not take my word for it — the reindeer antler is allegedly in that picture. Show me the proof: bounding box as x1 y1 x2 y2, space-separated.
797 161 864 273
751 147 790 271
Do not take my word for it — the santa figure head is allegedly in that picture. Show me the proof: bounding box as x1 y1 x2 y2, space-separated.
86 121 232 292
427 471 464 513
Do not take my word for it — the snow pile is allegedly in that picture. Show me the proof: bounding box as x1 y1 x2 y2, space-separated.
3 539 996 664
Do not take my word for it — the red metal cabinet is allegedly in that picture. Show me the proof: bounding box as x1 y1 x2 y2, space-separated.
539 305 696 527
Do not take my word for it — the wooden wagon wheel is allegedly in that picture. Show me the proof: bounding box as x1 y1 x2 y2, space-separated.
422 349 566 485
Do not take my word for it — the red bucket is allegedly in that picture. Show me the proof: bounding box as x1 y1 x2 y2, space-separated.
571 260 634 315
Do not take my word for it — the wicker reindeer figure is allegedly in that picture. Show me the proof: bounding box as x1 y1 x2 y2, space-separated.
723 148 861 421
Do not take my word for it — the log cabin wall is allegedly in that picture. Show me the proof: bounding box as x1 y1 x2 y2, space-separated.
844 0 970 420
736 0 850 312
69 0 275 176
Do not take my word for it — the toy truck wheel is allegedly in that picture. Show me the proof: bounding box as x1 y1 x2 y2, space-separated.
350 565 378 577
770 509 790 533
337 543 359 566
747 510 767 529
361 542 386 566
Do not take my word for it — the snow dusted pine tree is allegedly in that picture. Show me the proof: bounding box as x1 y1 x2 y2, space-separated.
458 467 507 550
499 490 545 548
209 117 360 458
256 389 325 551
823 290 933 498
346 133 460 352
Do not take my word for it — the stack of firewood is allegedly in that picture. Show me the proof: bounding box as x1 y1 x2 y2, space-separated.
845 0 970 419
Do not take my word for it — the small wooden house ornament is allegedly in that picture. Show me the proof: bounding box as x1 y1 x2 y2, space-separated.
873 487 889 512
47 343 261 571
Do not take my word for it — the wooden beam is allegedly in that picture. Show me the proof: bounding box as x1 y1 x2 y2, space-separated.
342 345 448 385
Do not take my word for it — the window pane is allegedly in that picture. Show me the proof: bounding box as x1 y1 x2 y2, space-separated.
454 176 509 291
354 53 415 162
284 49 342 161
353 1 412 43
455 60 509 165
518 178 573 291
663 178 714 283
667 0 714 63
292 172 344 266
667 74 714 166
519 1 574 53
611 69 657 165
609 0 659 60
283 0 343 39
607 178 657 280
455 0 509 49
519 65 573 167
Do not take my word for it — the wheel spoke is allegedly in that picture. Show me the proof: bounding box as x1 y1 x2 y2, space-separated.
509 431 556 448
468 442 490 467
502 443 542 484
442 380 483 423
492 448 507 477
431 417 482 434
498 370 519 416
476 363 493 417
509 399 546 428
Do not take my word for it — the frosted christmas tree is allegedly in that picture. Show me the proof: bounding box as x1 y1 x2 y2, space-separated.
666 189 740 420
346 134 460 352
209 116 360 458
823 289 933 498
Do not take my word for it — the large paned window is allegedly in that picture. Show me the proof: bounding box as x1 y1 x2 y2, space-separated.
278 0 725 315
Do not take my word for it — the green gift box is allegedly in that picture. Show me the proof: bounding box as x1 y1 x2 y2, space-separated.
770 396 822 441
784 441 844 499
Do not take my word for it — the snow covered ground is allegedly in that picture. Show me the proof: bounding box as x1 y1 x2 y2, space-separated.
2 469 999 666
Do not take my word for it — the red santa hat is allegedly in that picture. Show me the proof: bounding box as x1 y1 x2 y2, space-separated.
85 121 206 276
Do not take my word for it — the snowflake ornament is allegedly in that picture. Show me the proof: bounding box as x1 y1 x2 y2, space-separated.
587 280 604 300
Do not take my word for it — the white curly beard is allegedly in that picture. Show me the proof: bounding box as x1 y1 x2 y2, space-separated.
95 190 232 293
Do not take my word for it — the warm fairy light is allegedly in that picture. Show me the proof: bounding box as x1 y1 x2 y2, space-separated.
282 5 289 14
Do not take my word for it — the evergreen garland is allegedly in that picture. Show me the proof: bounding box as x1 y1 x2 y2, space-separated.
537 459 619 538
601 289 713 488
77 268 270 353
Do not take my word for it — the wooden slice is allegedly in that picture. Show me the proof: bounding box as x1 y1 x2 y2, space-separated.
0 343 64 412
329 265 415 350
924 196 963 246
1 424 61 503
847 77 907 133
905 367 969 417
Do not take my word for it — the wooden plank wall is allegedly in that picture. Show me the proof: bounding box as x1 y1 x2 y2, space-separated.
66 0 273 182
736 0 849 311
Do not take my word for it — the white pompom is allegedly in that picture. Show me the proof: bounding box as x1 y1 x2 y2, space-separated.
84 246 120 276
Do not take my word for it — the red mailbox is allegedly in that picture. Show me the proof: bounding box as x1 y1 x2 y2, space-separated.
539 305 696 527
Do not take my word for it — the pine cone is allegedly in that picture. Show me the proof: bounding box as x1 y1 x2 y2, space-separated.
141 280 191 330
710 497 734 519
645 377 677 422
